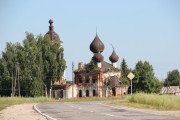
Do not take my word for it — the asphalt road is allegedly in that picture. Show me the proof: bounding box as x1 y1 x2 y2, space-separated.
36 102 180 120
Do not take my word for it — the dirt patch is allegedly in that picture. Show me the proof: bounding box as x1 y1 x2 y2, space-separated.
0 103 46 120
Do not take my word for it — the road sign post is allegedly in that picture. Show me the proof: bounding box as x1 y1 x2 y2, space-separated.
127 72 135 95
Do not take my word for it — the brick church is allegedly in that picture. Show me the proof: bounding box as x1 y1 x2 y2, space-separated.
73 33 128 97
45 19 128 99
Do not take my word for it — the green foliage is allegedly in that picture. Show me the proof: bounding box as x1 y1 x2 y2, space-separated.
85 60 97 73
132 61 161 93
121 78 130 86
107 66 120 72
0 32 66 97
121 58 129 78
0 97 56 111
30 79 44 97
164 69 180 86
127 93 180 110
109 93 180 110
120 58 130 86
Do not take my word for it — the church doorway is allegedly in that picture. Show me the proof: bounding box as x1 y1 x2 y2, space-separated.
112 88 116 96
79 90 82 97
93 89 96 96
86 90 89 97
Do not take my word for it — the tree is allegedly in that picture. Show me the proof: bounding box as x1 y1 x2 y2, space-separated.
132 60 161 93
22 33 44 97
0 32 66 97
39 35 66 97
164 69 180 86
120 58 130 86
121 58 128 78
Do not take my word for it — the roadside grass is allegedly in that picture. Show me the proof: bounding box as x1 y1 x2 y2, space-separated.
108 93 180 110
0 97 56 111
1 93 180 112
0 96 125 111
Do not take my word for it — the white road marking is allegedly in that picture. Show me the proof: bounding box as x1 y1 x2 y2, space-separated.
90 111 94 112
105 113 114 117
33 104 59 120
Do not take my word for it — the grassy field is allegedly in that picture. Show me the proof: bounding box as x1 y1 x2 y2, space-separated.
0 96 125 111
1 93 180 111
109 93 180 110
0 97 56 111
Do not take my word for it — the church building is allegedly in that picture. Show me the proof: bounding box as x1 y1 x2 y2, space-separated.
45 19 128 99
73 33 128 97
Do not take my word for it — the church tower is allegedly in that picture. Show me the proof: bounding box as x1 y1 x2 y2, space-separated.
45 19 66 84
46 19 63 48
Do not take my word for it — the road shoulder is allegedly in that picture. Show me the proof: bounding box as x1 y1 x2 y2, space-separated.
0 103 46 120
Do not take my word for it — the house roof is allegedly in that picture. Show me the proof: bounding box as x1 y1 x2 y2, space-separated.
101 61 112 72
110 76 120 88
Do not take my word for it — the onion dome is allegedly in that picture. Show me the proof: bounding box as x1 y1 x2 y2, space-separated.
93 53 104 62
109 50 119 63
90 34 105 53
45 19 63 44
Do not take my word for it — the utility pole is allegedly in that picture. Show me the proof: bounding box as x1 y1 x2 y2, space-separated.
11 71 14 97
17 62 21 97
14 64 17 96
49 79 52 98
72 62 74 98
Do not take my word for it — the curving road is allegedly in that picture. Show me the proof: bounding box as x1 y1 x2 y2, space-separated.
36 102 180 120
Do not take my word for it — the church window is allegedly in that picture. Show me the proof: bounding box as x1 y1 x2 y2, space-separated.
92 78 96 83
86 78 89 83
79 79 82 83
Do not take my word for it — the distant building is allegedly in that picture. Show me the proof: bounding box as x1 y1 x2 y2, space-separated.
160 86 180 96
46 19 128 99
73 33 128 98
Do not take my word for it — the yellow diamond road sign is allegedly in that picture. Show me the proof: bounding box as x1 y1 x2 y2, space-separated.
127 72 135 80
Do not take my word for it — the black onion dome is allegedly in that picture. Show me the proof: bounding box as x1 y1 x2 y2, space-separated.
109 50 119 63
49 19 53 24
45 19 62 43
90 34 105 53
93 53 104 62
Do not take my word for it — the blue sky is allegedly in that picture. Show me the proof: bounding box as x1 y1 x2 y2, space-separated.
0 0 180 81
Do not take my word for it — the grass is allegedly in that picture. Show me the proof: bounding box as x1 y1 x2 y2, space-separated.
0 96 125 111
0 96 56 111
1 93 180 111
108 93 180 110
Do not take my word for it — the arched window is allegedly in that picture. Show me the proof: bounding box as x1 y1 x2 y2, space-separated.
92 79 96 83
79 79 82 83
86 78 89 83
86 90 89 97
79 90 82 97
93 89 96 96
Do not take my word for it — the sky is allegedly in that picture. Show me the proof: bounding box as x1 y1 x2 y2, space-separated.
0 0 180 81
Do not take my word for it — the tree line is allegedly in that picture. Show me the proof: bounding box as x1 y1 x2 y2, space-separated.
0 32 179 96
0 33 66 97
120 58 180 93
